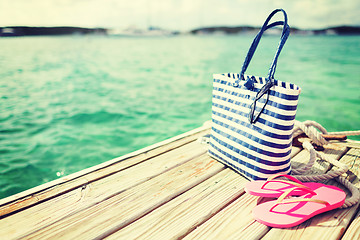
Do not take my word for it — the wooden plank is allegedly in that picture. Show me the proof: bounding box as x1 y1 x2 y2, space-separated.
335 147 360 240
341 206 360 240
180 146 303 240
262 182 358 240
182 193 268 240
261 143 353 240
19 154 224 240
0 141 207 239
180 147 302 239
290 146 302 158
340 147 360 186
342 140 360 149
0 125 210 217
291 142 345 175
185 144 347 240
0 125 355 240
104 169 248 240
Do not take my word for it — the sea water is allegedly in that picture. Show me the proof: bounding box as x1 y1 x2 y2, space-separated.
0 35 359 199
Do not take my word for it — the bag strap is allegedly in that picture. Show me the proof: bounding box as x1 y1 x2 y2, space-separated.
236 9 291 124
239 9 290 81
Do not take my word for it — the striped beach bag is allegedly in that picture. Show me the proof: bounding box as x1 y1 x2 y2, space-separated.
208 9 301 180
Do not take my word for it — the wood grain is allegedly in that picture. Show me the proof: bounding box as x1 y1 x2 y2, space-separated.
335 148 360 240
0 141 207 239
22 154 224 239
261 144 354 240
341 207 360 240
0 126 210 217
181 145 324 240
0 124 358 240
183 193 269 240
104 169 248 240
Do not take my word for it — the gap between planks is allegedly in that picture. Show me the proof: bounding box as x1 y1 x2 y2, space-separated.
0 125 211 218
13 153 224 239
104 169 249 240
336 147 360 240
182 142 350 240
0 140 209 239
104 143 303 239
261 144 359 240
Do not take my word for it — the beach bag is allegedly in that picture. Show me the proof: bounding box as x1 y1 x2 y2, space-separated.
208 9 301 180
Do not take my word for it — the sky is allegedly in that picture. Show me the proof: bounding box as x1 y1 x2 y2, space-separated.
0 0 359 31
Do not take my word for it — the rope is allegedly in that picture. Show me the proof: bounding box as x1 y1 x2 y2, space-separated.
291 141 316 175
291 120 360 208
327 130 360 136
293 120 328 146
201 120 360 207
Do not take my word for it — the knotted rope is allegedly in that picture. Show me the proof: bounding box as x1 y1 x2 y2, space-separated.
291 120 360 208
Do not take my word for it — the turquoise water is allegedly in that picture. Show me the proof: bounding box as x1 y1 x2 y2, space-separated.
0 35 359 199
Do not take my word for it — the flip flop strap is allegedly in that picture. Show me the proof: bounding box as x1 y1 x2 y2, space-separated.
261 180 310 191
262 174 310 190
270 197 329 212
267 173 303 184
277 187 316 202
269 187 330 212
277 198 329 205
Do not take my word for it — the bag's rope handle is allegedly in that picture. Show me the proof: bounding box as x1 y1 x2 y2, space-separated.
239 9 290 81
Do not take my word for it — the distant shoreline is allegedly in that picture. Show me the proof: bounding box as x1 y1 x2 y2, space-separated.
1 25 360 37
0 26 107 37
190 25 360 36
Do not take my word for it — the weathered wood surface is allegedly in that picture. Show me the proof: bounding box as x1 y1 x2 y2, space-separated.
0 123 359 240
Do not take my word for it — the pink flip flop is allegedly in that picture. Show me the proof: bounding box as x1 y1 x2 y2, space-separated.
245 174 322 198
252 184 346 228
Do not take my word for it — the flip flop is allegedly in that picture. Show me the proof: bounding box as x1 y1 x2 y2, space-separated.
245 174 321 198
252 184 346 228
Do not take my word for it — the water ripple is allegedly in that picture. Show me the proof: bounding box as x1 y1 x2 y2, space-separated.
0 35 359 199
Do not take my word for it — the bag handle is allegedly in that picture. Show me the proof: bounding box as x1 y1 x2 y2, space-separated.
235 9 291 124
239 9 290 81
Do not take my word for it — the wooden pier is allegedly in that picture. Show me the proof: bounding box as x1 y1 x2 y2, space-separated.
1 122 360 239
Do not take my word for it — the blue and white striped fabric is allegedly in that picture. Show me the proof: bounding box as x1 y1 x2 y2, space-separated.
208 73 300 180
208 9 301 180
